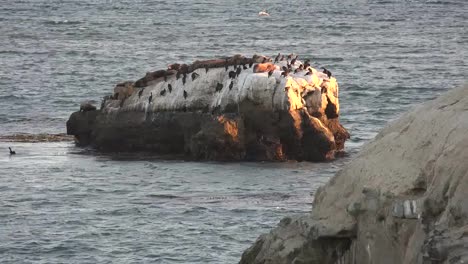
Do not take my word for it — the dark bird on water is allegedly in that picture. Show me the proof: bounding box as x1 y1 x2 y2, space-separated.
148 93 153 103
268 70 274 78
215 82 223 92
192 72 200 81
236 67 241 77
274 53 280 63
138 89 144 98
9 147 16 155
160 89 166 96
229 71 237 79
243 64 248 70
322 67 332 78
168 84 172 93
229 80 234 90
183 90 188 99
249 60 254 68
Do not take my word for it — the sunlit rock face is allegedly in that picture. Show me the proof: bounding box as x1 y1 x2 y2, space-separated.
67 54 349 161
240 85 468 263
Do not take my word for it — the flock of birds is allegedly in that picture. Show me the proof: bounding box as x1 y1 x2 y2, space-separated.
139 53 332 106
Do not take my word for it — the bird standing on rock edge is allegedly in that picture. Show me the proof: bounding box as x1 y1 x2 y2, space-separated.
148 93 153 104
183 90 188 99
9 147 16 155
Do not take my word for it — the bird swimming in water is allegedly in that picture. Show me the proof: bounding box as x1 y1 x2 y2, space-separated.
183 90 188 99
229 71 237 79
229 80 234 90
274 53 280 63
9 147 16 155
160 89 166 96
138 89 144 98
168 84 172 93
192 72 199 81
148 93 153 103
215 82 223 92
236 67 241 77
268 69 274 78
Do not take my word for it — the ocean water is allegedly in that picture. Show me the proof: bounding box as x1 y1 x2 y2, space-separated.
0 0 466 263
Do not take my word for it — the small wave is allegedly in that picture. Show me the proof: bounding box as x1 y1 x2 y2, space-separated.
42 19 82 26
146 194 180 199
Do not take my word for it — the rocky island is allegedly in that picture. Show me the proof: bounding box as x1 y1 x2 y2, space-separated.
240 86 468 263
67 54 349 161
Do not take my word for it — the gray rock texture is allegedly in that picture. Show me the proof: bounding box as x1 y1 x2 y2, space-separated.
67 55 349 161
240 85 468 263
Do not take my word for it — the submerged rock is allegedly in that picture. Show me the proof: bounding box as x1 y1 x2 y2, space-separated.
66 54 349 161
240 85 468 263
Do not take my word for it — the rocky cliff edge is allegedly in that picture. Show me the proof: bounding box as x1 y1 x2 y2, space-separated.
240 85 468 263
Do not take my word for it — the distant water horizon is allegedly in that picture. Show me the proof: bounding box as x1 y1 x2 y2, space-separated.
0 0 466 263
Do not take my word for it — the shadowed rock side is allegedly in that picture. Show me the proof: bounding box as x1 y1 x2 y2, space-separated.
240 85 468 263
67 54 349 161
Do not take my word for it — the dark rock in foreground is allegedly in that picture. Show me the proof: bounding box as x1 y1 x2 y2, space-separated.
240 86 468 263
67 54 349 161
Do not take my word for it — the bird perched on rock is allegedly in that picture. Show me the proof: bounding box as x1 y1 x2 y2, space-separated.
291 55 298 66
322 67 332 78
229 71 237 79
168 84 172 93
249 60 254 68
303 59 311 69
192 72 199 81
163 72 167 82
9 147 16 155
282 66 288 72
205 66 209 73
160 89 166 96
287 53 293 60
243 64 248 70
262 57 268 63
229 80 234 90
182 74 187 85
268 70 274 78
236 67 241 77
183 90 188 99
215 83 223 92
148 93 153 103
176 71 181 80
305 71 312 76
274 53 280 63
281 70 289 78
138 89 144 98
225 59 229 71
280 55 285 61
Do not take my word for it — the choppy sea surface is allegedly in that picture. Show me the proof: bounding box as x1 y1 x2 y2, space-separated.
0 0 466 263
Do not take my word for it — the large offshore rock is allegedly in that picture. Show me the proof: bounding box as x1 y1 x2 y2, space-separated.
67 54 349 161
240 85 468 263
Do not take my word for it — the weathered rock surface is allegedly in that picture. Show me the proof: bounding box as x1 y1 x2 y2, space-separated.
67 54 349 161
240 85 468 263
